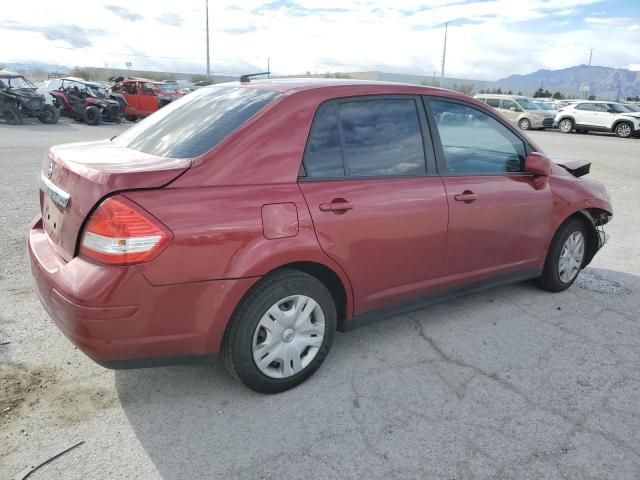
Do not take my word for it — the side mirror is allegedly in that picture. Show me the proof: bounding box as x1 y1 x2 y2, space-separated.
509 106 517 111
525 152 551 176
607 108 615 113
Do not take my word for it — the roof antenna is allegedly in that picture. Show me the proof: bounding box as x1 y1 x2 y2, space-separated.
240 72 270 83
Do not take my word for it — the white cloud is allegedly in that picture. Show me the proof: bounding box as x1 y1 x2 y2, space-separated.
0 0 637 80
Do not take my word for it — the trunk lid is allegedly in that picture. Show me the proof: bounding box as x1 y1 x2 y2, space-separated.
39 139 190 261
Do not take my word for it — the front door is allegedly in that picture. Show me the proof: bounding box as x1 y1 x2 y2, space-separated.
121 81 140 114
139 81 159 115
299 97 449 315
500 99 521 123
426 97 552 284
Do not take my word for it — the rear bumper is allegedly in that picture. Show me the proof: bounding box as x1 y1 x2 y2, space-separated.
28 217 258 364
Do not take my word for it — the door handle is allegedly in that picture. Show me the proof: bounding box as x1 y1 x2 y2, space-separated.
319 198 354 213
454 191 478 203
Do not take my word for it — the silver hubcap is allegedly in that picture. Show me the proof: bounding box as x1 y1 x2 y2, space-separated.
519 119 530 129
558 231 585 283
617 124 631 137
252 295 325 379
560 120 572 133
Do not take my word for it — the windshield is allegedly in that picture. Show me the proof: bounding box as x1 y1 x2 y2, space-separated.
158 84 177 93
620 104 640 112
608 103 627 113
87 86 107 98
535 102 554 110
518 98 541 110
2 76 35 89
114 86 279 158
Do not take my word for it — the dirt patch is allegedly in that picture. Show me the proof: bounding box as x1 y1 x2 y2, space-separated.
0 362 118 428
0 362 56 414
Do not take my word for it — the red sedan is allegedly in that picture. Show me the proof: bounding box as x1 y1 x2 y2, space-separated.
30 79 612 393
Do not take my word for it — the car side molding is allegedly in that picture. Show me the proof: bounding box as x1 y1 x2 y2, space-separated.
342 268 542 331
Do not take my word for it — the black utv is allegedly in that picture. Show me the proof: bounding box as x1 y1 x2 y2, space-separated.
0 71 59 125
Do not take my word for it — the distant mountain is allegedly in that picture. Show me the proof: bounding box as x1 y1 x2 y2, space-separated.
498 65 640 100
1 61 70 74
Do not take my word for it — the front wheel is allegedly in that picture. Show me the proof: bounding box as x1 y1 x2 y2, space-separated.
38 104 59 124
614 122 632 138
222 270 336 393
558 118 574 134
83 106 101 126
518 118 531 130
538 218 588 292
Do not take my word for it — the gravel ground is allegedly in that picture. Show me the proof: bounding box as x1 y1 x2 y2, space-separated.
1 118 639 480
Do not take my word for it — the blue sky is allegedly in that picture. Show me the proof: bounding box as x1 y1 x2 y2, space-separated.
1 0 639 79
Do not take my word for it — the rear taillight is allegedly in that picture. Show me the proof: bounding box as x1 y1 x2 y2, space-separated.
80 196 171 265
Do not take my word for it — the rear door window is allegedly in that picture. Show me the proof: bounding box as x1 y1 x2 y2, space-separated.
114 87 279 158
486 98 500 108
303 97 427 178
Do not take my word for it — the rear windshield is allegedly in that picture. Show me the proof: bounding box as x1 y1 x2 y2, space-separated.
114 86 279 158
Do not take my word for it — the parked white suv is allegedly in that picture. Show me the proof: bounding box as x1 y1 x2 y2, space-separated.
554 101 640 138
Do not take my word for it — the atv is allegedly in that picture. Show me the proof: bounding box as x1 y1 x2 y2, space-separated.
0 70 59 125
50 78 122 125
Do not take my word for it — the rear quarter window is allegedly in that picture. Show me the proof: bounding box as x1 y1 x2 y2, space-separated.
114 87 279 158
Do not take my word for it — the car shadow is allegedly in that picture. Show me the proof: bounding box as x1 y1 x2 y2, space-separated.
114 267 639 479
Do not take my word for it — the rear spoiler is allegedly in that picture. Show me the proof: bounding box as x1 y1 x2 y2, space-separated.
553 158 591 178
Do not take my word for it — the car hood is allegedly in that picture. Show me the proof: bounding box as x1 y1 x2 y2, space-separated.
531 109 554 117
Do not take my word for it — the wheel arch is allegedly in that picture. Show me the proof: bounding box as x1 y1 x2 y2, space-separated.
612 119 633 132
559 208 610 267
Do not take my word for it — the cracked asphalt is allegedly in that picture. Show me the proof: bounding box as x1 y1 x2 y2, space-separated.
1 119 639 479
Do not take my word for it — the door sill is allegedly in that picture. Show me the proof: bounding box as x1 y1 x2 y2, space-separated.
341 268 541 331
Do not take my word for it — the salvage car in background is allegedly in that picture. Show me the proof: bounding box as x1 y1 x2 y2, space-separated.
50 78 122 125
30 80 612 393
555 101 640 138
0 70 58 125
474 93 555 130
110 78 180 121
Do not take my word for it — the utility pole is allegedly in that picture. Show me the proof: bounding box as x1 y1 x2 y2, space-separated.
205 0 211 80
440 22 448 88
585 48 594 99
267 58 270 78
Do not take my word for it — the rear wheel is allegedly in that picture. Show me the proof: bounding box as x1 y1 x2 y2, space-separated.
83 106 101 126
614 122 632 138
124 115 137 122
2 104 23 125
518 118 531 130
222 270 336 393
538 218 588 292
38 104 59 124
559 118 574 134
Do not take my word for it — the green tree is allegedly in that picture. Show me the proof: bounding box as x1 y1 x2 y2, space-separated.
552 91 565 100
451 83 474 95
588 95 596 100
191 74 210 83
69 66 92 80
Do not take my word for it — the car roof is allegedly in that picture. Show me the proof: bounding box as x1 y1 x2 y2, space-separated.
210 77 454 95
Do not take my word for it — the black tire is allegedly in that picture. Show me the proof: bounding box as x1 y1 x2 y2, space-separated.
614 122 632 138
2 104 23 125
222 269 336 393
518 118 531 130
558 118 574 134
83 106 101 126
124 115 137 122
38 104 59 124
538 218 588 292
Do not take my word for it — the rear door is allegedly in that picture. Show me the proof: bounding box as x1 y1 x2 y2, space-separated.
425 97 552 282
299 96 449 315
121 81 140 113
139 81 159 115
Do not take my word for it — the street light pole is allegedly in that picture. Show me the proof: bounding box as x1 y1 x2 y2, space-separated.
440 22 448 88
206 0 211 80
